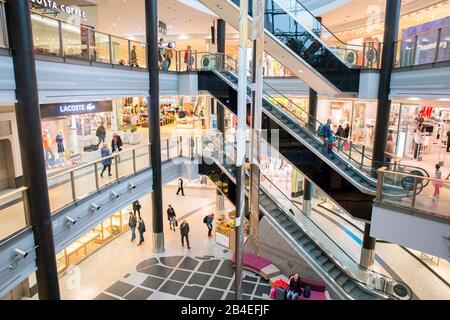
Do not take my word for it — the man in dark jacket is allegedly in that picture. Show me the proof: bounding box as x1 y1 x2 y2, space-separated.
96 123 106 147
137 216 146 246
133 200 142 217
176 178 185 196
129 212 137 241
180 220 191 249
167 205 177 231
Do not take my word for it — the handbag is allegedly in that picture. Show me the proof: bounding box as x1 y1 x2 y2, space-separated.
175 220 178 227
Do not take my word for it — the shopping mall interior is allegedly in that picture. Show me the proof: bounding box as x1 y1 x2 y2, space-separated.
0 0 449 302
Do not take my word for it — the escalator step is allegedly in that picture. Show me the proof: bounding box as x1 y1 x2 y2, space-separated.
322 262 334 272
343 281 357 294
336 274 349 286
305 242 316 251
317 256 329 265
299 238 310 246
285 225 297 233
310 249 322 258
329 267 341 279
291 230 302 238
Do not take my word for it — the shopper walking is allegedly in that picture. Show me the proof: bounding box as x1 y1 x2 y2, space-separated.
100 144 112 177
344 124 350 139
55 130 65 161
42 130 55 169
137 216 146 246
286 273 302 300
180 220 191 249
129 212 137 242
432 164 443 202
111 133 123 162
447 130 450 152
167 205 177 231
184 45 194 71
96 123 106 147
204 213 215 238
176 178 185 196
385 136 396 169
166 43 173 70
130 45 138 67
133 200 142 217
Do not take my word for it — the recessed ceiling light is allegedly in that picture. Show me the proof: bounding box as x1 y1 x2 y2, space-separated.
217 4 223 9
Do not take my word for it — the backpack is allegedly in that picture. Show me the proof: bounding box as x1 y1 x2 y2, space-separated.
303 285 311 299
318 124 325 137
203 216 208 224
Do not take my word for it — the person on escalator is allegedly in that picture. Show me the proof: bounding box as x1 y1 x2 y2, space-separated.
319 119 332 153
385 136 395 169
327 132 336 156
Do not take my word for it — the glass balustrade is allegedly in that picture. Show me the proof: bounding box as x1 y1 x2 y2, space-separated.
0 188 29 243
93 32 111 63
0 1 8 48
377 168 450 220
31 13 61 56
394 24 450 68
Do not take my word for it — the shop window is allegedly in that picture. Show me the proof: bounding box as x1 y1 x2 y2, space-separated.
56 209 130 274
31 14 61 56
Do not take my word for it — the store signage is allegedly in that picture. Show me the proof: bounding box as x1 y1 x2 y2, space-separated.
159 21 167 35
30 0 87 18
40 101 113 118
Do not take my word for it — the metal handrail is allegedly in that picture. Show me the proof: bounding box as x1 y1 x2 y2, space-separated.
0 187 27 202
218 55 428 179
48 143 151 180
209 134 412 299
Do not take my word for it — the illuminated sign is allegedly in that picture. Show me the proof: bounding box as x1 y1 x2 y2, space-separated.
40 101 113 118
30 0 87 18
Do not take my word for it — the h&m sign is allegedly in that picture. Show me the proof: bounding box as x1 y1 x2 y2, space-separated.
30 0 87 18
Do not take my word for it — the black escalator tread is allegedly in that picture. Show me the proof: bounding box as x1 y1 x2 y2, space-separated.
322 262 334 272
285 225 297 233
317 255 329 265
280 220 292 228
310 249 322 259
291 230 302 238
343 281 357 294
329 267 341 279
299 238 310 246
336 274 349 286
305 242 316 251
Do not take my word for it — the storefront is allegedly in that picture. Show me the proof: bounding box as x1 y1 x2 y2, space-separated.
390 103 450 162
317 98 378 147
160 95 208 130
40 100 114 167
55 201 140 275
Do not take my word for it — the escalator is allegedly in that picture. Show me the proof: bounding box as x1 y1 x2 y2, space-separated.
198 56 429 220
201 136 413 300
199 0 375 94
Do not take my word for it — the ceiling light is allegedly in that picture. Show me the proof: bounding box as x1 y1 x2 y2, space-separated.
217 4 223 9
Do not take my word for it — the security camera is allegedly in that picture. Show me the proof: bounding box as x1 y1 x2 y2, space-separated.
14 248 29 260
64 216 78 228
91 203 101 212
110 191 120 200
128 182 136 190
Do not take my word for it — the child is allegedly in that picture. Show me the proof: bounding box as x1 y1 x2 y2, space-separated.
432 164 443 201
327 132 336 155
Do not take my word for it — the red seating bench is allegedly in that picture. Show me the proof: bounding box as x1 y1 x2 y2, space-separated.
232 253 280 280
298 278 327 300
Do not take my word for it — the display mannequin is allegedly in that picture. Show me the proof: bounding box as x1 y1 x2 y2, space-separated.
56 130 65 161
43 129 55 169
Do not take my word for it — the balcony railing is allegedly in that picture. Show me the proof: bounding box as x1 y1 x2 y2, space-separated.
376 167 450 220
394 24 450 68
0 136 197 244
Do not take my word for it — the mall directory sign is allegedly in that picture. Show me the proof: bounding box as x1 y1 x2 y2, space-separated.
40 101 113 118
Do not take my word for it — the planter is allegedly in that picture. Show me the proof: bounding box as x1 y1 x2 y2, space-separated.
127 131 141 145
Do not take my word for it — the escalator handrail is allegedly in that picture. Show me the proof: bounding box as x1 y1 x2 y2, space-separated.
257 172 409 300
218 58 429 182
209 134 413 300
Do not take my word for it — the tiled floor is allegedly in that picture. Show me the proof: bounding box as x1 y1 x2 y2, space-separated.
95 255 271 301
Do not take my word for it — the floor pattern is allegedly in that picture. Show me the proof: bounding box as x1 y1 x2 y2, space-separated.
95 255 272 300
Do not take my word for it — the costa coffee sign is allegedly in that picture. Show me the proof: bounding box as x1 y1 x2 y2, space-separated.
30 0 87 18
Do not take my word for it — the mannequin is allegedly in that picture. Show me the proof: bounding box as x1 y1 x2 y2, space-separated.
42 129 55 169
56 129 65 161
